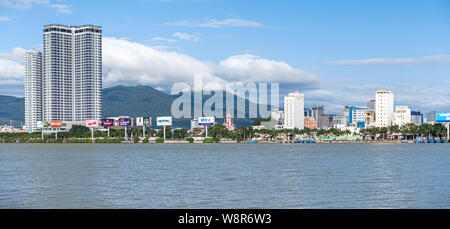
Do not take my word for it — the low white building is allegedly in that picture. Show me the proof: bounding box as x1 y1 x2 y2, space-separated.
392 106 412 126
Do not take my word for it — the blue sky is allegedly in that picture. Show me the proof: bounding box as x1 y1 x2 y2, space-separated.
1 0 450 113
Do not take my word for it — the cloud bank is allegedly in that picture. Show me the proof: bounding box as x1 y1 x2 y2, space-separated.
164 18 263 28
326 54 450 67
0 0 72 14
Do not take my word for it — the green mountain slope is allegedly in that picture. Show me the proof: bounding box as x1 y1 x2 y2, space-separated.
0 85 257 128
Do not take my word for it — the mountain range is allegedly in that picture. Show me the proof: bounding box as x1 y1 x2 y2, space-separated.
0 85 258 129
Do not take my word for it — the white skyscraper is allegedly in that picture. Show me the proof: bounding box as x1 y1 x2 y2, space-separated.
24 50 43 133
42 24 102 122
375 90 394 127
283 91 304 129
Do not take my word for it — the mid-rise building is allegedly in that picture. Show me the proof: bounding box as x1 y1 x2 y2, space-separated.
304 108 312 118
349 106 369 126
375 90 394 127
392 106 411 126
223 110 235 131
304 117 317 129
271 107 284 123
367 100 376 110
365 110 376 128
42 24 102 122
411 111 423 125
24 50 43 133
283 91 304 129
425 111 438 123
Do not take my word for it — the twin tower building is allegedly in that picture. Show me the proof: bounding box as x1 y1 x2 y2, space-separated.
24 25 102 132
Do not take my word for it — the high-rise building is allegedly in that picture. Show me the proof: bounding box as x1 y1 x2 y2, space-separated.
24 50 43 133
392 106 411 126
42 24 102 122
375 90 394 127
283 91 304 129
311 105 324 126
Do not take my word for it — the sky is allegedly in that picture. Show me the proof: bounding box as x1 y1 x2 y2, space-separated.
0 0 449 114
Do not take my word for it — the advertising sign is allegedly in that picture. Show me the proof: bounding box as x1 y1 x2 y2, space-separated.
157 116 172 126
101 119 114 127
136 117 144 126
198 117 215 126
436 113 450 122
37 121 44 128
119 118 132 127
143 117 151 127
50 120 62 128
86 119 99 127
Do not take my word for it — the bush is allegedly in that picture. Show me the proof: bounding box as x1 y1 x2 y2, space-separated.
108 138 122 143
213 137 220 143
18 138 28 143
5 138 17 143
29 139 46 143
186 137 194 143
142 138 149 143
95 139 108 143
156 138 165 143
47 139 63 143
69 139 92 143
134 137 140 143
203 138 214 143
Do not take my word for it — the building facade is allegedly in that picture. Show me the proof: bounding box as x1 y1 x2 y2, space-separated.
411 111 423 125
283 91 305 129
43 24 102 122
375 90 394 127
24 50 43 133
392 106 411 126
304 117 317 129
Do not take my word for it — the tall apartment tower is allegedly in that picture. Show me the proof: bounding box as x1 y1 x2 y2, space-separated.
24 50 43 133
375 90 394 127
42 24 102 122
283 91 305 130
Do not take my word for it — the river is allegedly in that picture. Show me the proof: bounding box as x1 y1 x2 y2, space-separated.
0 143 449 208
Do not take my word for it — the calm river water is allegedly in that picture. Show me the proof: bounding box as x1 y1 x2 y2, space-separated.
0 143 449 208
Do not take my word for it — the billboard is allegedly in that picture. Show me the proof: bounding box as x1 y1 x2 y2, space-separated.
157 116 172 126
50 120 62 128
86 119 99 127
436 113 450 122
143 117 151 127
198 117 215 126
101 119 114 127
136 117 144 126
37 121 46 128
119 118 132 126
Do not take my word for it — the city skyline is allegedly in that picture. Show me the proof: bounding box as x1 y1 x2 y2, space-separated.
0 0 450 114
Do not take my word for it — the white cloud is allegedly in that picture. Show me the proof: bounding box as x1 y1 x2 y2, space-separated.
173 32 199 42
0 16 10 21
0 0 71 14
148 37 177 43
102 38 318 91
217 54 318 86
326 54 450 67
164 18 263 28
